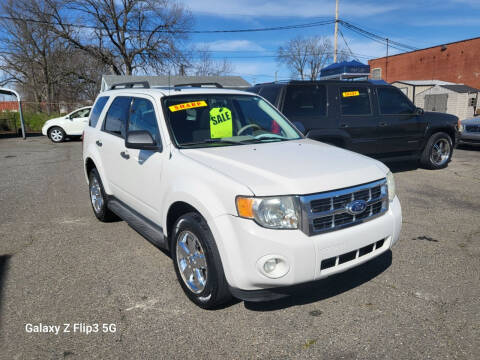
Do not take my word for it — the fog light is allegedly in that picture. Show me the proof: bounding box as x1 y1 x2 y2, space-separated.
257 255 290 279
263 259 278 273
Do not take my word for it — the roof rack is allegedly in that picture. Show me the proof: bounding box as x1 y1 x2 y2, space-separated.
110 81 150 90
174 82 223 88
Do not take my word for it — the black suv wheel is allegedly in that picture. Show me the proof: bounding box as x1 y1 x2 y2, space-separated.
420 132 453 169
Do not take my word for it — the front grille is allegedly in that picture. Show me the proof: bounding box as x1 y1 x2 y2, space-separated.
299 179 388 236
465 124 480 133
320 238 386 270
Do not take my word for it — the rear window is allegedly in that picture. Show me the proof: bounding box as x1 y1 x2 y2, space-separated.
283 85 327 118
89 96 109 127
259 86 280 106
339 87 371 116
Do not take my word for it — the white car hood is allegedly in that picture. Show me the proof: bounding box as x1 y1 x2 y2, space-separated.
180 139 388 196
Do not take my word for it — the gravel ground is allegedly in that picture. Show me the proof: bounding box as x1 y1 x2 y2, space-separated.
0 136 478 359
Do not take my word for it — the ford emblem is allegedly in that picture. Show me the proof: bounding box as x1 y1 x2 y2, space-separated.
346 200 367 215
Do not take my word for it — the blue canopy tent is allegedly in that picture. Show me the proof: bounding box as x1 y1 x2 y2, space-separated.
320 60 370 80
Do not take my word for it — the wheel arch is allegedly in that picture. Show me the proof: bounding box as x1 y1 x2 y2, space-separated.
166 201 202 243
424 126 456 148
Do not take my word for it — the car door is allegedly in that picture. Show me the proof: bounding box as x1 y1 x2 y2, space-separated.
68 108 91 134
97 96 132 204
336 85 378 155
120 96 165 223
374 86 426 156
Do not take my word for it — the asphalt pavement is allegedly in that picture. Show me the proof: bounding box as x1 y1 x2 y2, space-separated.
0 135 478 359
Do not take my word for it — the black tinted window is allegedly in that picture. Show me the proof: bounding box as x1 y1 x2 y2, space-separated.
377 87 415 114
259 86 280 106
283 85 327 118
89 97 109 127
103 96 131 138
340 87 371 115
128 98 161 144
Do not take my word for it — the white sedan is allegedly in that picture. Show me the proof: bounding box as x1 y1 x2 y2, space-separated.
42 106 92 143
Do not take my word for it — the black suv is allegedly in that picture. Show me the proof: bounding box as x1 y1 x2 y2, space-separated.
249 80 458 169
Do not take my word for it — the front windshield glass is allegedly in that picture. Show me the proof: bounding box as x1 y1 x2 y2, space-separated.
163 94 302 148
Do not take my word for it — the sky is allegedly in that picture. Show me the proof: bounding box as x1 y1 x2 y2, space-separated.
181 0 480 84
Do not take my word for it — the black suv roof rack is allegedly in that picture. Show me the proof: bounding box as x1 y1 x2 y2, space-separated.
174 82 223 88
110 81 150 90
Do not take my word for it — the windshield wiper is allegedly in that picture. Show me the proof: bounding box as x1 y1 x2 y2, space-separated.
244 135 289 143
179 139 249 147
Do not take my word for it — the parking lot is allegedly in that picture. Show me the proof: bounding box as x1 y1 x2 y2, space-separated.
0 136 478 359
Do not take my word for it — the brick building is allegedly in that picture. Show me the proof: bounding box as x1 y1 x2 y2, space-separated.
368 37 480 89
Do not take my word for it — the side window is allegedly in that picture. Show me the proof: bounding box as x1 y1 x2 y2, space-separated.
71 108 90 118
259 86 280 106
339 87 371 116
89 97 109 127
283 85 327 118
103 96 132 138
128 98 161 145
377 87 415 114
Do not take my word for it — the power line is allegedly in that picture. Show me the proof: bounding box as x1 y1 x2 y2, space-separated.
339 20 417 52
338 28 357 60
0 15 335 34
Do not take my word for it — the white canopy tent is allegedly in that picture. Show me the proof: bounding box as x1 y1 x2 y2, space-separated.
0 87 26 139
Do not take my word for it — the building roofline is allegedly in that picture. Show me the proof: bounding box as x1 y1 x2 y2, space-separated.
369 36 480 61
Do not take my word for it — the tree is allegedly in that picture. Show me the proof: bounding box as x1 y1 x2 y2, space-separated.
277 36 350 80
191 46 234 76
31 0 194 75
0 0 107 113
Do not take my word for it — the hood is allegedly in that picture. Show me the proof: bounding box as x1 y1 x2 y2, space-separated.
180 139 388 196
423 111 458 125
461 117 480 125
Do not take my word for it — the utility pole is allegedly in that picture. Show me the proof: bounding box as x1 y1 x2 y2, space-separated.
385 38 389 81
333 0 339 63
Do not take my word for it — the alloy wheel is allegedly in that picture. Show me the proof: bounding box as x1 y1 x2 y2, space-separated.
176 230 208 294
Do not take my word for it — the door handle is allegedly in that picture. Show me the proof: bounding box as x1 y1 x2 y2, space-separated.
340 124 349 128
120 151 130 160
96 140 102 147
379 122 388 127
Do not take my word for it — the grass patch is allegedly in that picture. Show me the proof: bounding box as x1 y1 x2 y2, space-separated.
0 111 62 132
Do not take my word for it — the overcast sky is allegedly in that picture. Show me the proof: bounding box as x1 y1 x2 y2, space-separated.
183 0 480 83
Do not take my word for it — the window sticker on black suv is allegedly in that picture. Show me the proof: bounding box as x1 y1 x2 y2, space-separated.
339 87 371 116
342 91 360 98
169 101 207 112
209 107 233 138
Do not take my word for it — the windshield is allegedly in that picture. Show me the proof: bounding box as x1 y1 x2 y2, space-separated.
163 94 302 148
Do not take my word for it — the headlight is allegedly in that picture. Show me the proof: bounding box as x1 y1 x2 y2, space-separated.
386 171 396 202
236 196 300 229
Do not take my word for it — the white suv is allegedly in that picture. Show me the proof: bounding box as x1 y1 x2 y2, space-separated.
42 106 92 142
83 83 402 309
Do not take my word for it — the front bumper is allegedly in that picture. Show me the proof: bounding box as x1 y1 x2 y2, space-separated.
210 196 402 297
458 132 480 145
41 124 48 136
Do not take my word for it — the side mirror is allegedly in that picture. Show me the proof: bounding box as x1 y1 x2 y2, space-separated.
65 115 71 120
125 130 160 151
415 107 424 116
293 121 306 134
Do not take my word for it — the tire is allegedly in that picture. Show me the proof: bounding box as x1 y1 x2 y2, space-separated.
171 212 231 309
48 126 66 143
88 168 117 222
420 132 453 169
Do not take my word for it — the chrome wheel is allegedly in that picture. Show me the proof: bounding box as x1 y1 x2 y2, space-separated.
90 176 103 213
430 138 451 166
176 231 208 294
50 129 63 142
